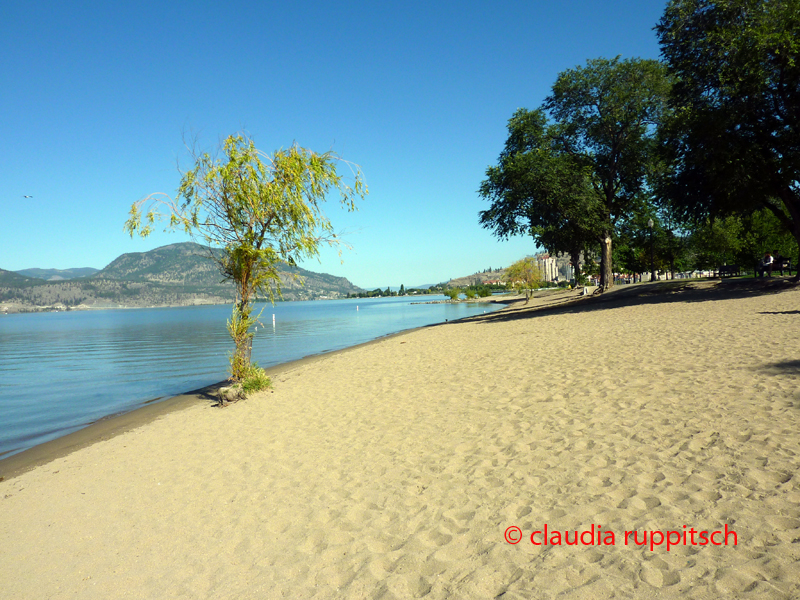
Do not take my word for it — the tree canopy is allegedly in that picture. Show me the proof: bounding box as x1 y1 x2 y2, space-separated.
504 256 543 302
656 0 800 277
480 58 671 290
479 108 598 285
546 57 671 289
125 134 367 384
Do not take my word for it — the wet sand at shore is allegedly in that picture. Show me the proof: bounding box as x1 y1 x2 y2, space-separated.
1 280 798 599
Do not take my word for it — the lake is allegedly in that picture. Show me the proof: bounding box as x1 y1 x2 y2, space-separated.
0 296 501 458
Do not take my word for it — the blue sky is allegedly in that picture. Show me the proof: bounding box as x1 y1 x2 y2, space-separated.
1 0 667 289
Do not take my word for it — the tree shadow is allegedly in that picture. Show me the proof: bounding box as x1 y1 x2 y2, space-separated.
463 278 798 326
761 360 800 376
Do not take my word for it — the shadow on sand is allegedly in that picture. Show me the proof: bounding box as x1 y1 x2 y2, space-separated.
462 277 798 326
761 359 800 377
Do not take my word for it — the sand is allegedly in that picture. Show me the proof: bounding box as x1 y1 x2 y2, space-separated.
1 280 799 599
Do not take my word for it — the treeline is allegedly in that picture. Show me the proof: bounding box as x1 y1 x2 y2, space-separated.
479 0 800 289
346 280 513 299
347 284 447 298
443 284 494 301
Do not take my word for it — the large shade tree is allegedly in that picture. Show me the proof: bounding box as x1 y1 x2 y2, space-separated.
480 58 671 291
479 108 599 285
546 57 671 290
656 0 800 279
125 134 367 382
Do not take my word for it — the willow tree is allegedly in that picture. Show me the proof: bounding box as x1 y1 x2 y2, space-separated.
125 134 367 382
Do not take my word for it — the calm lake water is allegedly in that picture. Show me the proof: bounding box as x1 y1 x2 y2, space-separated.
0 296 501 459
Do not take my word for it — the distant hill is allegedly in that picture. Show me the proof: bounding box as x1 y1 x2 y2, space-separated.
447 268 507 287
14 267 99 281
0 269 37 286
97 243 231 285
0 242 362 313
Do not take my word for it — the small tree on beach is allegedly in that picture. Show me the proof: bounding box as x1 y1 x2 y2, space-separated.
444 288 460 301
504 257 542 302
124 134 367 385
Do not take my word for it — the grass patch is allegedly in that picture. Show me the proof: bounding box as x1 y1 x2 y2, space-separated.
217 363 272 406
241 364 272 394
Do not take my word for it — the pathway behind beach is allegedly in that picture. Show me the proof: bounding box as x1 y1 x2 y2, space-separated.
1 280 799 599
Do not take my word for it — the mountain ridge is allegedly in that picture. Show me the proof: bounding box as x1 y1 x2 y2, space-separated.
1 242 363 313
14 267 100 281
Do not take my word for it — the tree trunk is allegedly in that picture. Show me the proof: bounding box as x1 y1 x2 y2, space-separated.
570 248 583 285
774 190 800 283
794 246 800 283
600 233 613 291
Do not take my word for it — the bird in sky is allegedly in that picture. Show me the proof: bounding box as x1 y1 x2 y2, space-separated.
23 195 33 198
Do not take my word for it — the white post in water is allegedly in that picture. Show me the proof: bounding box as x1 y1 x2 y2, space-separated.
357 306 359 311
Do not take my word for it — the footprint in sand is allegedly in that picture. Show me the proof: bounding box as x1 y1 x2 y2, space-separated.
640 564 680 588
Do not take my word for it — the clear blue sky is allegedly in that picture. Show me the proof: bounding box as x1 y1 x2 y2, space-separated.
1 0 667 289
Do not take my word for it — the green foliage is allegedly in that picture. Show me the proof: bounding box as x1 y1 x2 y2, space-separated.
126 133 367 383
657 0 800 272
464 288 477 299
479 108 598 286
686 210 799 270
444 288 460 301
217 363 271 405
226 304 258 381
504 257 542 302
613 211 692 277
688 216 746 269
480 58 672 291
351 286 417 298
610 207 799 274
240 364 272 395
740 209 799 262
546 57 672 289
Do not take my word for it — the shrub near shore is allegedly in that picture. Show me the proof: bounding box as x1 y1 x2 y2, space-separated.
217 363 272 405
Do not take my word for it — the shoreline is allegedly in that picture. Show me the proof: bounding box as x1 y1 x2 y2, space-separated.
0 295 525 480
0 292 490 315
0 280 784 479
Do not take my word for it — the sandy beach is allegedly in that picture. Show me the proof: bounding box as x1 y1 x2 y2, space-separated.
1 280 799 599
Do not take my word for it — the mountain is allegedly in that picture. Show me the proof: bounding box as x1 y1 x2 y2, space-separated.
14 267 99 281
0 242 362 313
0 269 39 287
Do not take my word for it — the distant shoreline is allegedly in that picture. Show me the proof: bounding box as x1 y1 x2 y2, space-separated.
0 292 519 315
0 299 229 315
